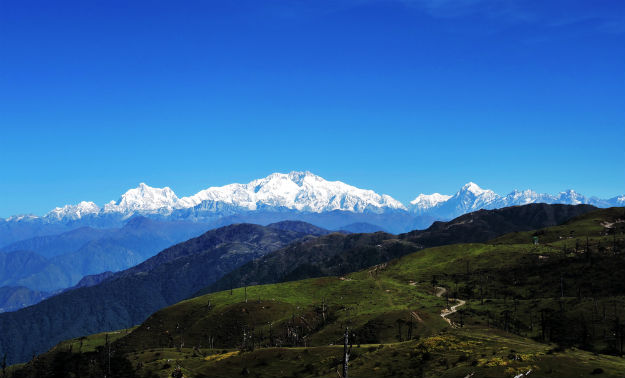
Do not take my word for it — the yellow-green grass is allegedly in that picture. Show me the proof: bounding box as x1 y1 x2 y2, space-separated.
116 235 624 352
125 327 625 377
50 326 137 354
491 207 625 246
116 272 450 352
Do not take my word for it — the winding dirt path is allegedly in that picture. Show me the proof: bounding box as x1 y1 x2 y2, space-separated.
434 286 466 327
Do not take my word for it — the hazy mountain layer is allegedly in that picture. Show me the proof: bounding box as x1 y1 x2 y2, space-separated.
0 222 320 364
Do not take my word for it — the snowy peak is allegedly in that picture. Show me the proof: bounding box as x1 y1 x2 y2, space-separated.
447 182 498 214
7 174 624 225
459 182 487 195
37 171 406 223
45 201 100 221
103 183 182 214
5 214 39 222
287 170 315 186
410 193 452 207
456 182 497 198
409 182 624 219
555 189 585 205
499 189 545 206
181 171 406 213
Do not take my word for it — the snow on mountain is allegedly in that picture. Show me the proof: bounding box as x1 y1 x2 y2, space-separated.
585 195 625 208
4 214 40 222
180 171 406 213
409 183 623 220
410 182 498 217
493 189 554 208
44 201 100 221
453 182 499 211
20 172 405 224
410 193 452 211
555 189 587 205
2 174 623 227
102 183 183 215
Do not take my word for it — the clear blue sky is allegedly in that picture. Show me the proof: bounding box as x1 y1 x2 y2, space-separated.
1 0 624 217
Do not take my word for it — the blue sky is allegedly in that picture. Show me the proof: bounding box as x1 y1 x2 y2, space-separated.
1 0 624 217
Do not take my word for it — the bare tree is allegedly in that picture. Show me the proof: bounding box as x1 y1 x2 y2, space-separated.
343 326 351 378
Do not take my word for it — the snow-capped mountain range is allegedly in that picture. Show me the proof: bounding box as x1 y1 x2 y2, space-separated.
2 171 623 234
410 182 624 220
35 172 406 223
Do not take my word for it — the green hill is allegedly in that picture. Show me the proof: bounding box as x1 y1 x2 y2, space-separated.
0 222 319 365
10 207 625 377
201 203 597 296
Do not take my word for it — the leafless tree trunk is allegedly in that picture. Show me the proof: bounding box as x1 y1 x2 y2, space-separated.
343 326 351 378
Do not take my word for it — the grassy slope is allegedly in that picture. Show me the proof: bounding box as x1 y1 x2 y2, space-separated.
120 329 625 378
0 223 315 366
203 204 597 297
51 327 138 354
12 208 625 377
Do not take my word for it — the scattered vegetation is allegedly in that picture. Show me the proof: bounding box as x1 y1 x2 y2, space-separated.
9 207 625 377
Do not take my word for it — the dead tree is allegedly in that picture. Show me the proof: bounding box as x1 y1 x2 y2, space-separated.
242 327 247 351
343 326 351 378
268 322 274 347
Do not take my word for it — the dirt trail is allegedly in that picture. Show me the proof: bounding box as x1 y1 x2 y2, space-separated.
434 286 466 327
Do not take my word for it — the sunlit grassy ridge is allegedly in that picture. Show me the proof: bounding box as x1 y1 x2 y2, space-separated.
51 327 137 353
